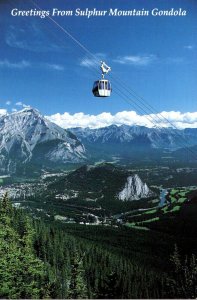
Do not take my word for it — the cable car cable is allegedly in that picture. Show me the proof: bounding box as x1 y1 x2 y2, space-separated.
109 73 196 158
109 72 189 135
27 1 186 129
6 0 194 158
114 88 195 160
25 0 197 159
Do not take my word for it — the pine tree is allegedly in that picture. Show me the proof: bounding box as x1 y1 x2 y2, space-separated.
0 194 49 299
97 271 121 299
18 216 48 298
0 192 13 225
168 245 197 298
0 218 21 298
0 193 23 298
67 251 88 299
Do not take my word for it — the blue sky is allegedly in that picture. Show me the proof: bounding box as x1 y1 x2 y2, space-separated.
0 0 196 128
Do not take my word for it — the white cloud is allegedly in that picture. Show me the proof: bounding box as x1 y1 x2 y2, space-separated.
44 63 64 71
184 45 194 50
80 53 106 68
46 110 197 130
80 57 98 68
0 59 64 71
114 54 186 66
15 101 30 108
15 102 23 106
6 101 11 105
6 24 62 53
0 59 31 69
114 54 157 66
0 109 7 116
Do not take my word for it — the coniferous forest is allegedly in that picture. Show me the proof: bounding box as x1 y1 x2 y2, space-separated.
0 193 197 299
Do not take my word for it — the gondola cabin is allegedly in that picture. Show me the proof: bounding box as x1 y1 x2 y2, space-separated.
92 79 112 97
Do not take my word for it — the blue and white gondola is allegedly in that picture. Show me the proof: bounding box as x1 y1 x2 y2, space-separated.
92 61 112 97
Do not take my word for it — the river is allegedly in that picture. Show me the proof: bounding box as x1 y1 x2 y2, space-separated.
159 189 168 207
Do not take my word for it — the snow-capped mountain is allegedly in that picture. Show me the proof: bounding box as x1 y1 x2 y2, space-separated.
118 174 153 201
70 125 197 150
0 108 86 174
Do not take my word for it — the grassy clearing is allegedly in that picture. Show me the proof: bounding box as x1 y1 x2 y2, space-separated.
170 189 179 195
170 206 181 213
170 196 177 203
144 209 157 214
161 206 169 213
178 197 187 204
125 223 149 231
142 217 159 223
178 192 187 197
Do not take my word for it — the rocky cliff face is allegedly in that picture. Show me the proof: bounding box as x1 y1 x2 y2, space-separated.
0 108 86 174
118 174 153 201
48 163 154 203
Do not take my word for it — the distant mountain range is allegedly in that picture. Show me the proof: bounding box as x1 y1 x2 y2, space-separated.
1 107 197 175
70 125 197 161
0 108 86 174
71 125 197 150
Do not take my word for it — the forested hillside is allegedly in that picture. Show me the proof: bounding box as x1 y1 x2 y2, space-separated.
0 194 197 299
0 193 48 298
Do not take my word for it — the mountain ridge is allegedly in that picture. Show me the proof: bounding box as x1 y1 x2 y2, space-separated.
0 107 86 174
70 124 197 150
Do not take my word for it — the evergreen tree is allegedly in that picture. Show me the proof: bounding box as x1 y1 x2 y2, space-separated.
67 251 88 299
0 192 13 225
0 194 49 298
96 271 121 299
168 245 197 298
